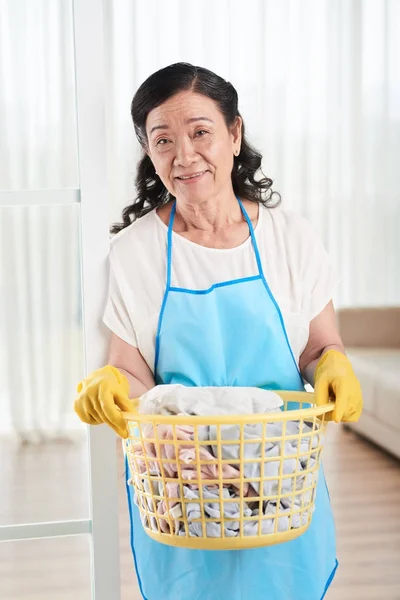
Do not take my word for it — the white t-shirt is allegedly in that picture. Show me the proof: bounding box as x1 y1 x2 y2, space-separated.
103 203 335 373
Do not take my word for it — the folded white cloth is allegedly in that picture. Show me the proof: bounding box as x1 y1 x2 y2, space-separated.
139 384 283 416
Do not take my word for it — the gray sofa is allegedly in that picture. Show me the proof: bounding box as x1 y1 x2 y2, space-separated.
337 307 400 459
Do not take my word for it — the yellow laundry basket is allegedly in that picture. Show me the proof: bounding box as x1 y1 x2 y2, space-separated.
123 391 334 551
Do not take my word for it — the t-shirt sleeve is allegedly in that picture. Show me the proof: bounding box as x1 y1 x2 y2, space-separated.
103 249 138 347
296 215 337 321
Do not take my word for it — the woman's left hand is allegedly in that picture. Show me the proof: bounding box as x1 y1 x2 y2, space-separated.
314 349 363 423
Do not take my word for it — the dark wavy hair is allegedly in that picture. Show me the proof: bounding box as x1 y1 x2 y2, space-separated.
111 63 280 234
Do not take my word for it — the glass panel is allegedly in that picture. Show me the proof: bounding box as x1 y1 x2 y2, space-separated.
0 204 88 525
0 535 91 600
0 0 78 190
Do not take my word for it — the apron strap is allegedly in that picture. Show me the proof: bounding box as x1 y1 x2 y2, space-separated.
166 201 176 291
237 197 265 279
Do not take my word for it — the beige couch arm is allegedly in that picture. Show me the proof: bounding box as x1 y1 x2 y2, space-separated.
337 307 400 348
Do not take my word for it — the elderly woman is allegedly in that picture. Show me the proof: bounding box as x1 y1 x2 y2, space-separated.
75 63 362 600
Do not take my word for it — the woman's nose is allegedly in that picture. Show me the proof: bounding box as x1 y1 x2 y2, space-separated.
173 137 198 168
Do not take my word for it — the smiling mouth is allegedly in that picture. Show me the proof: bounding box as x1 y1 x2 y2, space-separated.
176 170 207 181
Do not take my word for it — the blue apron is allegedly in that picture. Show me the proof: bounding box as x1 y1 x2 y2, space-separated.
125 199 338 600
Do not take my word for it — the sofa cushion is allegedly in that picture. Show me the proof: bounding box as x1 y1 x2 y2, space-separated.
338 307 400 348
347 348 400 427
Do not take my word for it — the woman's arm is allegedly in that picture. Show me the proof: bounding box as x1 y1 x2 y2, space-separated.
299 301 344 386
108 333 156 399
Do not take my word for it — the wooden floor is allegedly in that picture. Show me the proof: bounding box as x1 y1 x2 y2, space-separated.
1 425 400 600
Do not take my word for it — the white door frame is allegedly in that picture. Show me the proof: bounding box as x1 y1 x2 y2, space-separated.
73 0 121 597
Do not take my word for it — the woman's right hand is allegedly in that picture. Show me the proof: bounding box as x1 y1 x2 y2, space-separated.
74 365 137 438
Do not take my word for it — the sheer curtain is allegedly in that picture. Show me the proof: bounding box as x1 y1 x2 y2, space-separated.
0 0 82 439
1 0 399 436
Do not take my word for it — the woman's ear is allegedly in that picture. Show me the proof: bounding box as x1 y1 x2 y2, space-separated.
231 116 242 156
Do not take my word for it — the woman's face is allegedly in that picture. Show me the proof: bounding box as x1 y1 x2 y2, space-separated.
145 90 242 205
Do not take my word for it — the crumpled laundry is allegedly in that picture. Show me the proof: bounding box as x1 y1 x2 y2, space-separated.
139 385 284 417
132 423 243 486
205 420 320 498
130 386 321 538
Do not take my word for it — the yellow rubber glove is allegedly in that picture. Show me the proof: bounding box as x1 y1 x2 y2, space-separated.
314 350 363 423
74 365 136 438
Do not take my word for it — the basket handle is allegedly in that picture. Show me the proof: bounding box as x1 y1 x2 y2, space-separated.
122 397 139 418
121 394 336 424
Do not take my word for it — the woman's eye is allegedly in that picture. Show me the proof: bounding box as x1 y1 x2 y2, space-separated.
156 138 169 146
195 130 208 137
